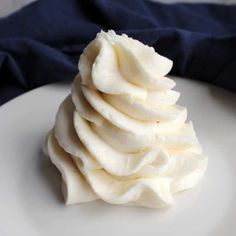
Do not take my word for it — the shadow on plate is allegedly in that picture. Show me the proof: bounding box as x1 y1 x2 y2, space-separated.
209 85 236 116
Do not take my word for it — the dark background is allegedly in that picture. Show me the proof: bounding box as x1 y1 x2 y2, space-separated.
1 0 236 105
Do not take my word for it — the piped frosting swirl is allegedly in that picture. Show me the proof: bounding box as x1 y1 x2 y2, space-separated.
45 30 207 208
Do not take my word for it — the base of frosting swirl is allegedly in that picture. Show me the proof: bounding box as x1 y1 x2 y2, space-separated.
44 30 208 208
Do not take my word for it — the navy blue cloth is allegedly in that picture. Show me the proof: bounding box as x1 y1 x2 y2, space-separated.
0 0 236 105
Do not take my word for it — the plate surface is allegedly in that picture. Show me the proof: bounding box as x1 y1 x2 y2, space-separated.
0 77 236 236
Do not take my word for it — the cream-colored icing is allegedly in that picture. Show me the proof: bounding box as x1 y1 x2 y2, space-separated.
45 30 207 208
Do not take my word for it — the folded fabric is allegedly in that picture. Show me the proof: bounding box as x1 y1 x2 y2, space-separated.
0 0 236 105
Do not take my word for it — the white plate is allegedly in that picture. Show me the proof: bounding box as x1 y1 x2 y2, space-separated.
0 77 236 236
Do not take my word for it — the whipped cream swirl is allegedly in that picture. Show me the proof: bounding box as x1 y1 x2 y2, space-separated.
45 30 208 208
